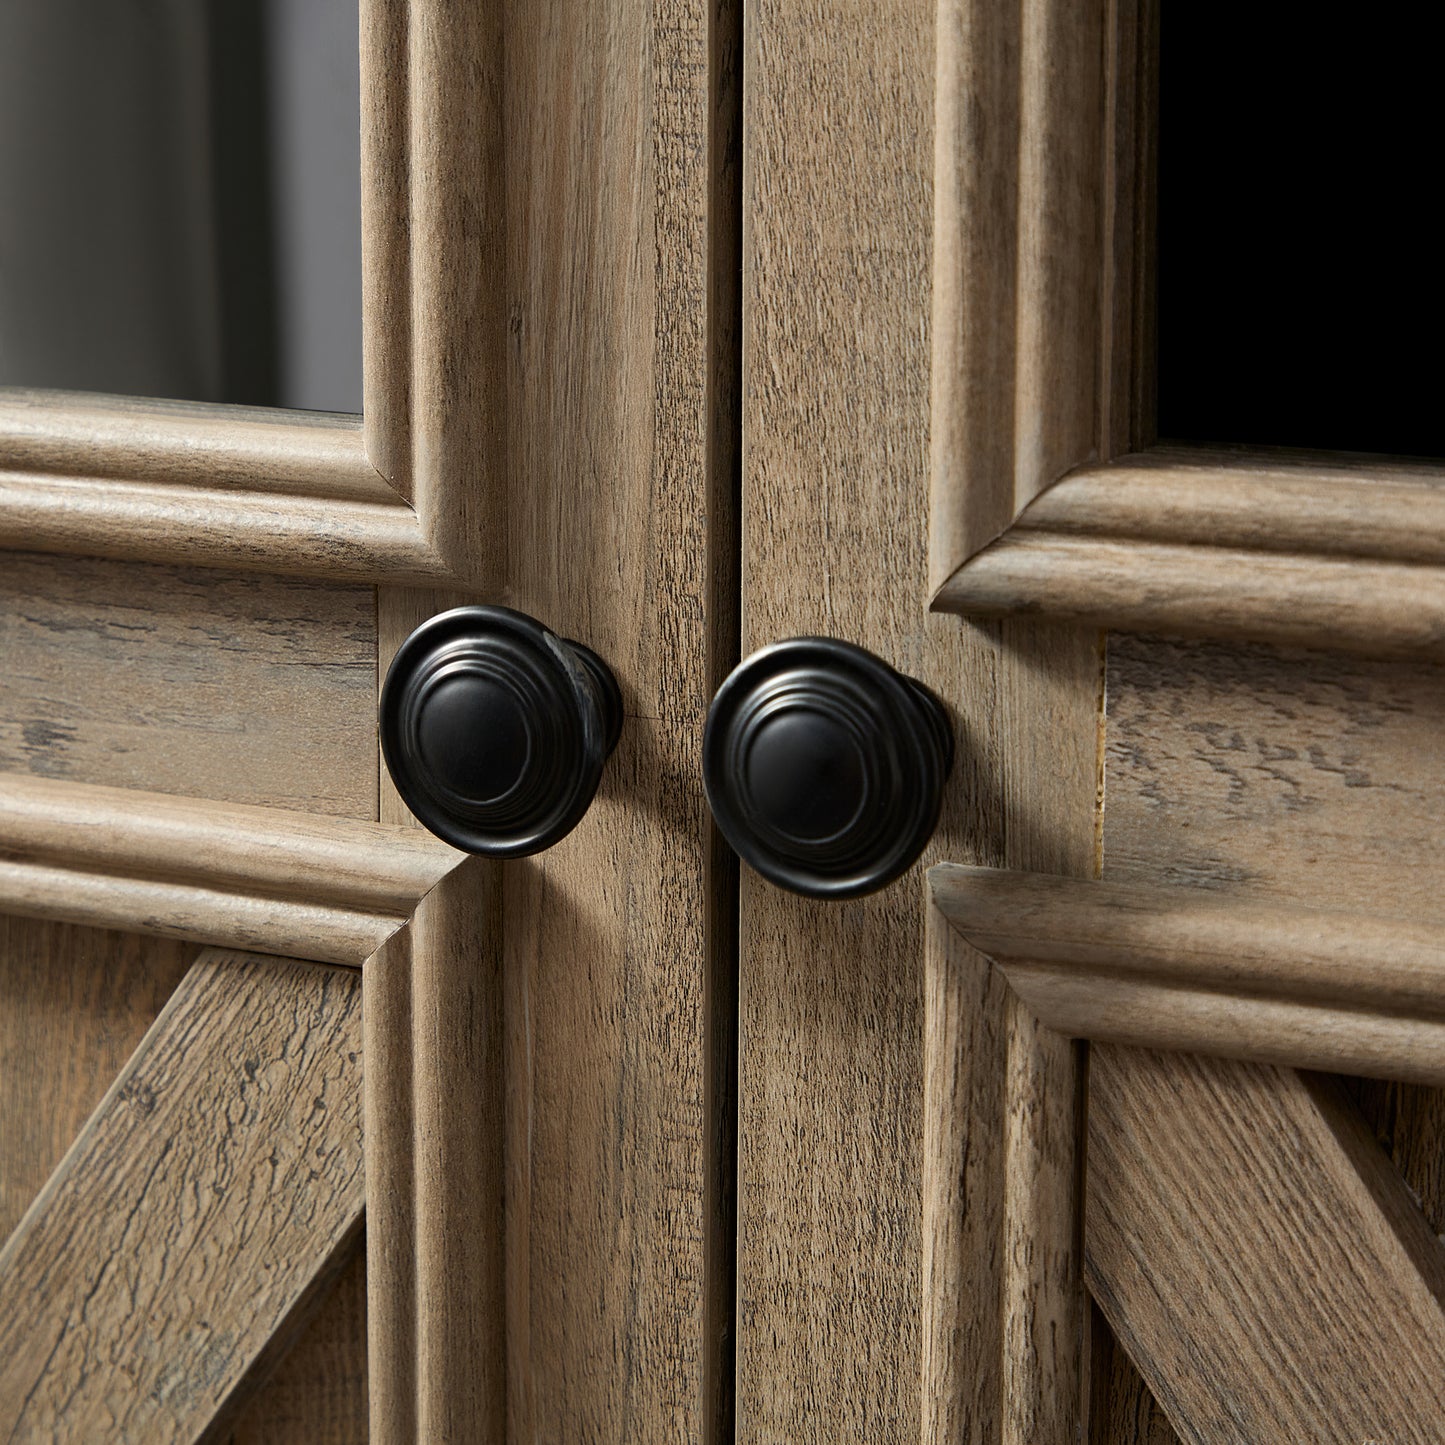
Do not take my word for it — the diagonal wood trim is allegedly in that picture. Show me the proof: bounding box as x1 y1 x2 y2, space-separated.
0 773 463 965
1087 1046 1445 1443
0 950 365 1441
934 447 1445 652
931 865 1445 1081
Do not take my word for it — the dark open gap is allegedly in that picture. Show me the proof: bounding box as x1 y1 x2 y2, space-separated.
1155 11 1444 460
704 0 744 1436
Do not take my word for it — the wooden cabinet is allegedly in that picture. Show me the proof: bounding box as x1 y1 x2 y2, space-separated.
3 1 1443 1441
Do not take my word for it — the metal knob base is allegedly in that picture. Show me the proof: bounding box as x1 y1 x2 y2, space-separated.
703 637 953 899
380 605 622 857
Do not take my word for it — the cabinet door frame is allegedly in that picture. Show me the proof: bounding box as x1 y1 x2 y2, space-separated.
928 2 1445 1441
0 3 509 1437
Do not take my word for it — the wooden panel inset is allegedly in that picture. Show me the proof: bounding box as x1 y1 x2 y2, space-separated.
1103 632 1445 919
0 915 196 1241
0 950 364 1440
1087 1046 1445 1445
0 551 378 816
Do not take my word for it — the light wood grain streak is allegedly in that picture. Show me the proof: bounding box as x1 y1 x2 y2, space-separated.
937 448 1445 651
1101 635 1445 921
0 951 365 1442
406 0 505 591
411 857 505 1441
360 0 411 499
502 0 728 1435
929 0 1105 593
364 928 416 1445
0 775 461 964
0 552 380 817
1087 1047 1445 1444
0 472 456 583
0 389 390 501
934 865 1445 1080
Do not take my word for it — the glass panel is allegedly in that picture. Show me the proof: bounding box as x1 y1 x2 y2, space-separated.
0 0 361 413
1156 13 1443 458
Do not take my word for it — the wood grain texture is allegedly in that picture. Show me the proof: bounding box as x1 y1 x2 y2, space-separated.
0 389 390 500
933 865 1445 1082
407 0 506 591
1086 1046 1445 1444
360 0 411 500
1085 1303 1181 1445
1103 633 1445 920
745 0 1100 1435
501 0 737 1436
0 774 462 964
0 950 365 1441
0 915 197 1241
410 858 506 1441
937 448 1445 652
364 928 416 1445
0 472 451 584
223 1241 370 1445
929 0 1107 591
0 551 379 816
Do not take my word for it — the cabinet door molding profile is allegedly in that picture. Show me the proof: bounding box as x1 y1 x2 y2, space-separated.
927 1 1445 1442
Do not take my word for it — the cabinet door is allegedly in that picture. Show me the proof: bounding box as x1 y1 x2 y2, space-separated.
0 1 733 1439
741 1 1445 1443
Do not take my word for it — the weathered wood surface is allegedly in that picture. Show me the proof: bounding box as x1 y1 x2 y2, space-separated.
1103 633 1445 920
0 915 197 1242
933 865 1445 1080
0 551 378 816
1087 1046 1445 1444
745 0 1101 1434
929 0 1106 590
0 773 460 964
0 950 365 1441
499 0 738 1437
938 448 1445 653
0 389 389 499
223 1241 370 1445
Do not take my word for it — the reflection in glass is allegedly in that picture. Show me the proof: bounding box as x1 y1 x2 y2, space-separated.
0 0 361 413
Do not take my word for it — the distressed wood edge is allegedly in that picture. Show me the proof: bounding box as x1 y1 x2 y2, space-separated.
0 949 367 1441
931 864 1445 1083
1083 1047 1445 1443
934 449 1445 654
922 902 1087 1445
356 0 505 591
0 773 465 966
929 0 1110 594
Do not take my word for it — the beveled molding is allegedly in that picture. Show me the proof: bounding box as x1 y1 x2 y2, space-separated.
0 0 503 591
931 864 1445 1085
0 772 464 966
929 0 1445 653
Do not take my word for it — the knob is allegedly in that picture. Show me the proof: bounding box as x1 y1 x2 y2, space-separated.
380 605 622 857
703 638 953 899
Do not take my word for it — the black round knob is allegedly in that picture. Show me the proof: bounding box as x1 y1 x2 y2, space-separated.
380 605 622 857
703 638 953 899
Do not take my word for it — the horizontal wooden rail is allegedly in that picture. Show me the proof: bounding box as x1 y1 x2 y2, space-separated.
0 773 463 965
934 446 1445 653
931 864 1445 1082
0 389 486 584
0 389 393 500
